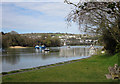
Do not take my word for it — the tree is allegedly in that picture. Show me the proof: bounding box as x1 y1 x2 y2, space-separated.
9 31 19 34
65 0 120 53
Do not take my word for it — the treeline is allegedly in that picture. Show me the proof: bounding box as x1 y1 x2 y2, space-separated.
2 33 61 48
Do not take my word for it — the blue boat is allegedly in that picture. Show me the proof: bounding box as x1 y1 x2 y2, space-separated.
35 45 39 49
35 45 46 49
39 45 46 49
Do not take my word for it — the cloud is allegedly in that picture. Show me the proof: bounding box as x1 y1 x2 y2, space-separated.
2 0 80 2
2 0 119 2
2 2 80 34
13 2 72 17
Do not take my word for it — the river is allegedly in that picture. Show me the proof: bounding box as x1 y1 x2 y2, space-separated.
1 46 102 72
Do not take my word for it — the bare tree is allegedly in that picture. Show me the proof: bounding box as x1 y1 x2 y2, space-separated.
65 0 120 43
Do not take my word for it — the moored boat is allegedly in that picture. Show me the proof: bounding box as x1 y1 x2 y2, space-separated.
35 45 39 49
44 48 50 51
35 45 46 50
39 45 46 49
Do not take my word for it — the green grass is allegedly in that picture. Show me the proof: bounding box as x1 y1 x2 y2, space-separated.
2 53 119 82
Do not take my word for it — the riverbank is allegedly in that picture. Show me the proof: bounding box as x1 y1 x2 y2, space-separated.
2 56 90 76
3 53 119 82
9 46 28 48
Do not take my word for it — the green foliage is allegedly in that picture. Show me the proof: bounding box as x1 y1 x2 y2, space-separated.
2 33 61 48
101 29 117 54
116 43 120 53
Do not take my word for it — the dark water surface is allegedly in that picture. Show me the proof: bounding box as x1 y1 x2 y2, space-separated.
2 46 102 72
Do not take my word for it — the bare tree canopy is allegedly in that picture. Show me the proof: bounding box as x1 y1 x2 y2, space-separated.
65 0 120 43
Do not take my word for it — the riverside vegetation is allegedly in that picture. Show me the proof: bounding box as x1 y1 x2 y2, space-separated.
2 32 61 48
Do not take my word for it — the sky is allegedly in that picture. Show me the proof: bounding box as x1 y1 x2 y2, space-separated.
1 0 117 2
1 1 83 34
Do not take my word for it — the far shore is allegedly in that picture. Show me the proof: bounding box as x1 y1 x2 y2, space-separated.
9 46 29 48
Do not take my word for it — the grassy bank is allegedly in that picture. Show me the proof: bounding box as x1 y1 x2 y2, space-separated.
3 53 119 82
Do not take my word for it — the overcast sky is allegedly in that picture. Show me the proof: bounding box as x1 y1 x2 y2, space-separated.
1 2 83 34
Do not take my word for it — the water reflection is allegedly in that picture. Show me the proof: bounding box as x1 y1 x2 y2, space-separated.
35 49 50 54
0 56 2 73
59 47 90 57
2 49 20 65
2 46 102 72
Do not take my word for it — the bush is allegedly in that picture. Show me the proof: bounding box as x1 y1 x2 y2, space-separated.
115 43 120 53
100 29 117 54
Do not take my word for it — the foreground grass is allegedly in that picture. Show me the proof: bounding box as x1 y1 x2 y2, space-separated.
3 53 119 82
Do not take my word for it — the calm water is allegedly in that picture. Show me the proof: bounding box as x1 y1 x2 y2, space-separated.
2 46 102 72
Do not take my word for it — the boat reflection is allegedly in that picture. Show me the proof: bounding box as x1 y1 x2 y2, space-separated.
35 48 50 54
